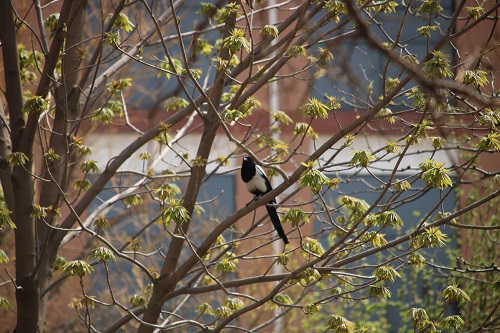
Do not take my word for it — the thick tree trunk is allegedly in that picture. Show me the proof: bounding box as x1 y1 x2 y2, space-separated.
0 1 38 331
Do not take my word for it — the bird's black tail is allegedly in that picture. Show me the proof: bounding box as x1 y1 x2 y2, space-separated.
266 204 289 244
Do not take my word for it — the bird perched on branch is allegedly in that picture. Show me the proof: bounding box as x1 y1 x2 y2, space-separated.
240 156 289 244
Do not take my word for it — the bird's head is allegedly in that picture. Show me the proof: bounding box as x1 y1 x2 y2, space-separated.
242 156 255 166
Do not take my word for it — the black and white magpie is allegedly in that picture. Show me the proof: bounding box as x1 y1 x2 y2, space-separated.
241 156 289 244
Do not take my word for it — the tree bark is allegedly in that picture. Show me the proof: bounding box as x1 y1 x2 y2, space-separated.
0 1 38 331
36 1 86 331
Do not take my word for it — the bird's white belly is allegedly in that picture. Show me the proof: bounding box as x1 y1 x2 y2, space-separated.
245 175 267 194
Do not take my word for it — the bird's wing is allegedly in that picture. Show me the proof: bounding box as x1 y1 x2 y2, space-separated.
255 165 273 192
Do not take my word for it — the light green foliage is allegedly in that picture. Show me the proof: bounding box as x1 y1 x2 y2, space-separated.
271 110 293 125
0 297 11 310
277 252 289 266
158 58 183 79
462 69 489 87
71 135 92 156
304 302 322 315
30 203 47 219
197 3 217 18
379 108 396 123
299 160 335 193
325 0 348 22
93 100 125 124
373 265 401 283
340 195 370 222
393 179 411 191
104 32 120 48
260 24 279 38
272 293 293 308
374 211 404 228
303 98 329 119
302 237 325 256
369 0 398 13
430 136 445 149
108 12 135 32
316 48 334 67
407 120 433 145
282 208 310 227
342 134 356 148
93 215 111 230
368 285 391 299
73 179 91 191
408 253 426 268
139 152 153 161
326 315 356 332
23 94 49 114
62 260 94 277
215 257 238 273
201 275 215 285
214 2 239 24
417 25 437 37
43 148 60 161
465 6 484 18
478 108 500 130
221 84 240 102
272 139 289 156
80 160 99 173
440 285 471 303
129 294 147 308
215 155 229 167
18 44 43 83
385 77 400 92
197 303 215 316
89 247 116 262
361 231 387 247
225 297 244 311
326 96 341 110
191 156 208 167
129 239 142 252
424 50 453 79
419 159 452 189
120 195 142 208
0 207 15 229
288 45 307 58
439 315 465 330
165 97 188 112
350 150 375 167
405 87 427 108
107 78 132 94
294 122 319 139
0 249 9 263
413 226 448 248
155 122 172 144
44 13 59 32
407 307 429 322
153 183 181 202
54 256 68 271
238 96 261 114
222 109 244 121
418 0 443 15
214 306 232 318
162 199 190 226
302 267 322 285
223 28 250 53
193 38 213 56
477 132 500 151
213 55 240 71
